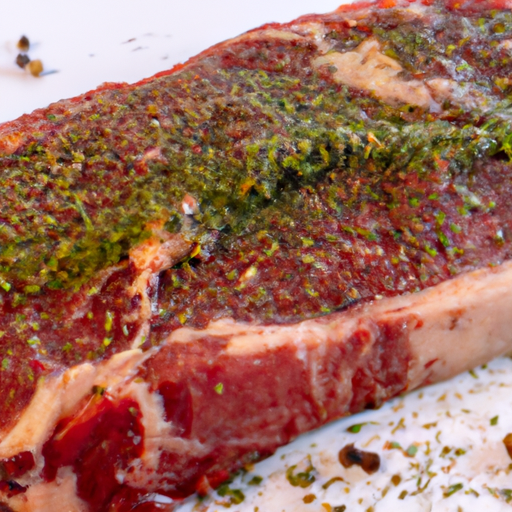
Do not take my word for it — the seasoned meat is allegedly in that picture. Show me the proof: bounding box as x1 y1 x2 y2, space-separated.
1 0 512 510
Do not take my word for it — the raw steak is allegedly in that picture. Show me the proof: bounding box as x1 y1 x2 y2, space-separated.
1 0 512 510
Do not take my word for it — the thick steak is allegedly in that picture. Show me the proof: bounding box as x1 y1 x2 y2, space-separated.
1 0 512 510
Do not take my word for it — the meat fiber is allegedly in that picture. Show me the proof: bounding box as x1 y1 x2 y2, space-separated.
1 0 512 510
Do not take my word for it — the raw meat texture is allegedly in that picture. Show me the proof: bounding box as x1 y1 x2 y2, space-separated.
1 0 512 510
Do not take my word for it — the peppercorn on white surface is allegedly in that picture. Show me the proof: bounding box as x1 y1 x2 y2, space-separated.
0 0 342 122
177 356 512 512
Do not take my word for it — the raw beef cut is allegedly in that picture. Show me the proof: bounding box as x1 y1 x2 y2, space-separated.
1 0 512 510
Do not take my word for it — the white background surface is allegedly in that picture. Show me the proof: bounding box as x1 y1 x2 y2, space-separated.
0 0 342 123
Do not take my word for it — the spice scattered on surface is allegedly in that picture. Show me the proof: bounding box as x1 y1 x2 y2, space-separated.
504 433 512 459
322 476 344 490
13 35 44 77
15 54 30 69
27 59 43 77
338 444 380 474
443 483 463 498
303 494 316 504
347 422 369 433
247 476 262 486
286 457 316 488
391 474 401 486
17 35 29 52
